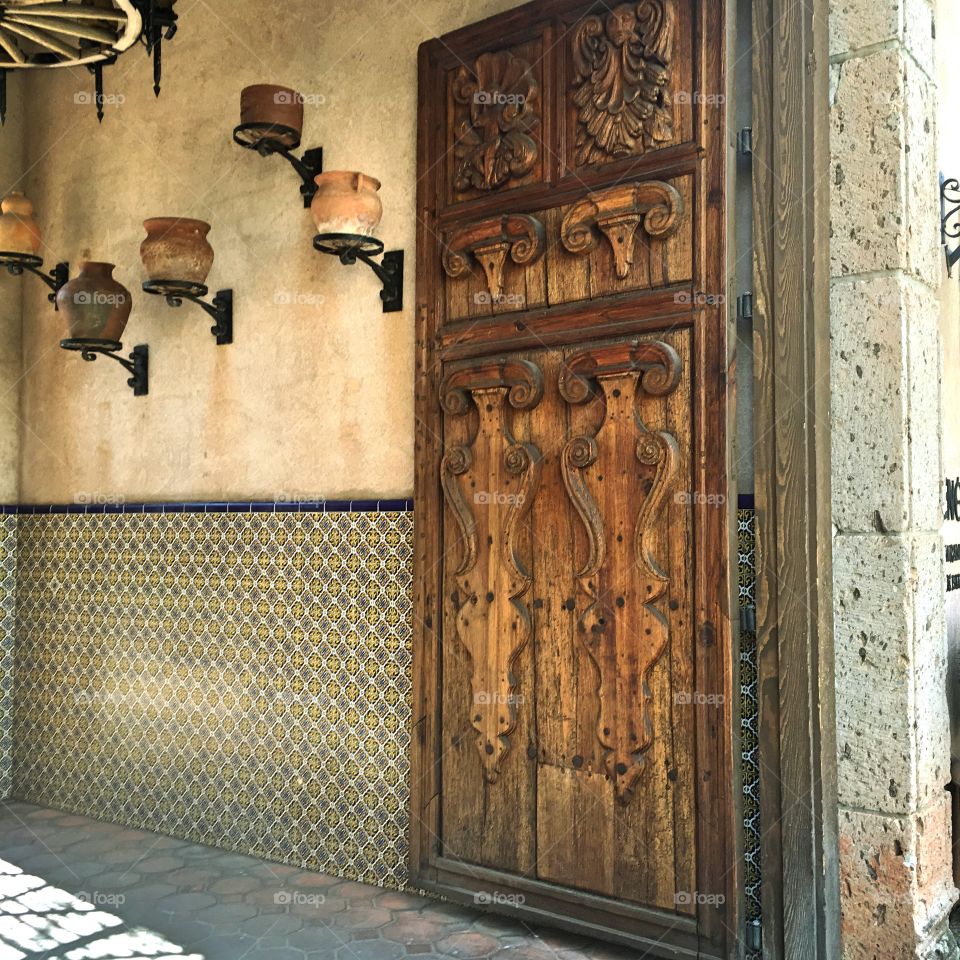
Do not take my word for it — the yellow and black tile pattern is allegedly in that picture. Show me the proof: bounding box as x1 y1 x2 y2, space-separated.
738 507 760 950
0 516 15 799
11 510 413 889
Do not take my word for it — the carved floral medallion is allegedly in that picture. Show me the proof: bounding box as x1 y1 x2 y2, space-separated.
452 50 540 193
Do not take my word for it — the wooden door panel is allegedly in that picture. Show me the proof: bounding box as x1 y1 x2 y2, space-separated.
445 35 549 206
438 361 541 873
440 176 694 324
560 0 697 177
414 0 730 954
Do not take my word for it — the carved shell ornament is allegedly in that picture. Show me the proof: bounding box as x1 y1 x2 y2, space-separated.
452 50 540 192
572 1 676 166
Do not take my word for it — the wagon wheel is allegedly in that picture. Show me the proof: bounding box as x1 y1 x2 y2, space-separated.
0 0 141 70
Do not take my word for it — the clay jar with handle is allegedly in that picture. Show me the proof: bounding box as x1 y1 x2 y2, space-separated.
310 172 383 238
56 262 133 342
0 191 42 256
239 84 303 148
140 218 214 285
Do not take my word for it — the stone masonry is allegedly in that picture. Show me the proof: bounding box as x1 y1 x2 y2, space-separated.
830 0 959 956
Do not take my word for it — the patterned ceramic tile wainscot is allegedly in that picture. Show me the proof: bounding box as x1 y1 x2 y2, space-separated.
11 505 413 890
5 499 760 922
0 514 15 799
738 505 760 954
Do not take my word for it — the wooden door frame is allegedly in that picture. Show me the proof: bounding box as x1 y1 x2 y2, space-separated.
751 0 842 957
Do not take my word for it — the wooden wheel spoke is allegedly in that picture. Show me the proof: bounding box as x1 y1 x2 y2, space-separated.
0 0 139 66
6 14 119 45
0 25 25 62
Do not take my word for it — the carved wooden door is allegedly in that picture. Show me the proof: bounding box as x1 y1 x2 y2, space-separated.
412 1 732 956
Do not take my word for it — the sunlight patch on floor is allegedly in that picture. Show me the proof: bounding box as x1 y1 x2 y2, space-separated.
0 858 203 960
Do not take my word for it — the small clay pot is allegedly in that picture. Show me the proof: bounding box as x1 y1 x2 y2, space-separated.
310 172 383 237
0 191 42 256
240 84 303 148
140 218 214 285
57 261 132 342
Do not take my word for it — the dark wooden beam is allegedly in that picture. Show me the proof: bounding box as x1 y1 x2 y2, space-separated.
752 0 840 956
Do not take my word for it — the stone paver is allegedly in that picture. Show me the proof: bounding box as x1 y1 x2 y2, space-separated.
0 801 620 960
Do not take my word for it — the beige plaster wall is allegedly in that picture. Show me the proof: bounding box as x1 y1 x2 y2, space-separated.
0 71 25 505
2 0 523 504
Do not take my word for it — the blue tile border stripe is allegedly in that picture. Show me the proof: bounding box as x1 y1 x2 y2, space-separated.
0 499 414 515
5 495 748 513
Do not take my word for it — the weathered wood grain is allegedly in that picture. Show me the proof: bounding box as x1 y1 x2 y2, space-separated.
752 0 839 956
414 1 733 954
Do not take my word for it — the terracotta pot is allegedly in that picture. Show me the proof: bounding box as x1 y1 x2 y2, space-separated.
240 84 303 147
310 172 383 237
57 262 132 342
0 191 42 256
140 218 214 285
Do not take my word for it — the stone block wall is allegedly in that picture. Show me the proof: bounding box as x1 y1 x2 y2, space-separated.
830 0 959 955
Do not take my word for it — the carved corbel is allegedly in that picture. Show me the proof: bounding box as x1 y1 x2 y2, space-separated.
442 214 546 301
439 358 543 783
559 340 682 799
559 339 682 403
560 180 683 279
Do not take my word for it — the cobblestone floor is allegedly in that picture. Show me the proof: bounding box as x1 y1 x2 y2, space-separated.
0 802 641 960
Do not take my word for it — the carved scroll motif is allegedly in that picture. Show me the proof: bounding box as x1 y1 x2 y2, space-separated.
561 180 683 280
442 214 546 302
560 341 681 800
572 1 676 166
440 359 543 783
452 50 540 193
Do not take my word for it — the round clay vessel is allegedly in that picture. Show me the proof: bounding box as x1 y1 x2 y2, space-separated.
310 172 383 237
57 261 133 342
0 191 42 256
140 218 214 284
240 84 303 147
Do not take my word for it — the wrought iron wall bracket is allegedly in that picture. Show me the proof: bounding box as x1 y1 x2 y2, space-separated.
143 281 233 345
61 340 149 397
941 174 960 276
133 0 180 96
233 124 323 208
0 254 69 306
313 234 404 313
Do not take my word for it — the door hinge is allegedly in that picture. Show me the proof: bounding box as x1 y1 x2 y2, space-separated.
737 126 753 156
737 292 754 322
740 605 757 634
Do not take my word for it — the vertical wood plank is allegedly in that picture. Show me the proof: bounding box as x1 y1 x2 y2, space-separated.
752 0 840 955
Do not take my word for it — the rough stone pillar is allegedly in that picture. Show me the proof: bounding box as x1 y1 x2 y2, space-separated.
830 1 958 956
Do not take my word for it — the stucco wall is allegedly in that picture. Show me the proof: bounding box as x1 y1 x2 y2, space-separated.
0 71 24 802
0 70 24 506
2 0 522 505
